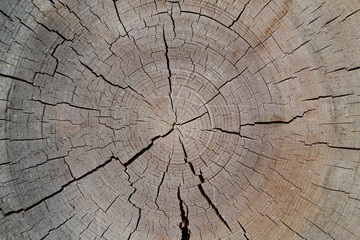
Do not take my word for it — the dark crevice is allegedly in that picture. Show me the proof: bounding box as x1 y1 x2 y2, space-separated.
325 67 346 74
126 85 153 106
178 138 231 232
112 0 129 36
169 7 176 38
307 15 322 26
163 26 176 117
178 112 208 126
234 46 251 66
155 161 170 204
80 61 152 106
154 157 171 217
46 39 65 78
218 67 248 89
0 9 12 21
348 66 360 72
312 183 351 195
30 98 100 112
40 215 75 240
340 8 360 22
177 187 190 240
302 93 352 101
180 10 251 47
80 61 126 89
99 223 113 239
237 221 250 240
254 0 272 19
241 109 314 126
294 66 311 74
4 157 116 216
0 72 34 85
284 40 310 55
327 145 360 151
179 137 204 183
281 220 308 240
127 183 142 240
274 76 297 85
197 184 232 232
34 19 72 42
309 220 335 240
268 165 303 192
228 0 251 28
123 127 174 167
303 141 360 151
58 0 91 33
213 127 255 140
325 65 360 73
162 27 172 91
204 92 220 105
322 15 341 26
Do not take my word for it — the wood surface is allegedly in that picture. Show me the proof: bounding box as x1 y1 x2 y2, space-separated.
1 0 360 239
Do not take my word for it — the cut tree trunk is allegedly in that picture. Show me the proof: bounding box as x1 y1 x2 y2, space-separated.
1 0 360 239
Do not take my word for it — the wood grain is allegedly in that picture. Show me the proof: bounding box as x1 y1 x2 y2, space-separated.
1 0 360 239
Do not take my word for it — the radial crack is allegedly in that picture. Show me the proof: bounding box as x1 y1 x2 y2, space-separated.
241 109 314 126
80 61 152 105
169 7 176 38
163 26 176 117
218 67 248 89
178 112 208 126
113 0 129 36
281 220 308 240
155 154 171 217
228 0 251 28
123 127 174 167
212 127 255 140
178 187 191 240
4 157 116 216
80 61 126 89
237 221 250 240
302 93 352 101
40 215 75 240
180 10 251 46
179 137 204 183
0 9 12 21
197 184 232 232
178 137 230 231
127 183 142 240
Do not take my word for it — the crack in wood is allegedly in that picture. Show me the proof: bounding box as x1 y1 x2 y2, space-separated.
2 1 360 239
241 109 314 126
237 221 250 240
162 25 177 118
228 0 251 28
80 61 152 106
179 137 232 233
3 157 115 216
123 127 174 167
177 187 191 240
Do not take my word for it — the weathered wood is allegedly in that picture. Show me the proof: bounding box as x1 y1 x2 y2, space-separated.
1 0 360 239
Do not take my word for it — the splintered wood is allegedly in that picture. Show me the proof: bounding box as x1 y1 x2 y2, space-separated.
1 0 360 239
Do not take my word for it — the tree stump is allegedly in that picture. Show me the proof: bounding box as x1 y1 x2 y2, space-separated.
1 0 360 239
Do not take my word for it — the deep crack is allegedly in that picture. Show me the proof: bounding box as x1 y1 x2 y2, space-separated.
177 187 191 240
197 184 232 232
238 220 250 240
179 137 231 232
123 127 174 167
163 25 176 118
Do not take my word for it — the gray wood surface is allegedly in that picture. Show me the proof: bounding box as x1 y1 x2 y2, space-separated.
1 0 360 239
